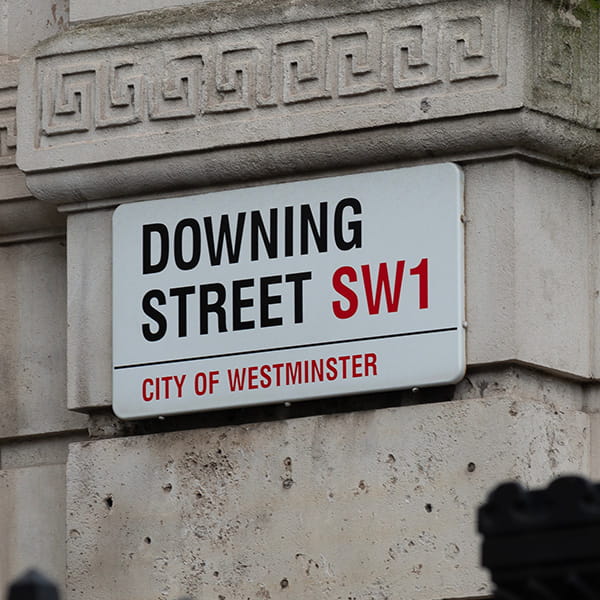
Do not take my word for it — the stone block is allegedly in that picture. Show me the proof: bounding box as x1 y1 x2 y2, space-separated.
0 59 65 244
66 397 589 600
592 177 600 379
0 464 67 592
529 0 600 130
0 198 65 244
70 0 213 22
67 210 113 411
465 159 592 378
0 59 17 169
0 435 87 470
18 0 532 204
15 0 600 208
0 239 87 438
0 0 68 58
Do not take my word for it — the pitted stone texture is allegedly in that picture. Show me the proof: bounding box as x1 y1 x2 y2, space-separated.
66 398 589 600
465 159 592 378
0 169 28 202
456 365 585 412
0 464 67 591
0 240 87 438
67 209 112 411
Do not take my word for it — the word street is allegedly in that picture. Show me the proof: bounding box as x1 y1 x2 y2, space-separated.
139 199 430 342
113 165 464 418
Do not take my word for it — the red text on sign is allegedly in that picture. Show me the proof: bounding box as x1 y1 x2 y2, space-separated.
227 353 377 391
331 259 429 319
194 371 220 396
142 374 186 401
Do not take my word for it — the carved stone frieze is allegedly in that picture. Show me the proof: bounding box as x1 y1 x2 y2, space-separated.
0 60 17 168
14 0 600 205
0 59 65 242
530 0 600 128
18 1 514 175
36 5 505 145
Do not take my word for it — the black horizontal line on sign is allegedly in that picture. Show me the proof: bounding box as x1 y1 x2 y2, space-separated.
114 327 459 370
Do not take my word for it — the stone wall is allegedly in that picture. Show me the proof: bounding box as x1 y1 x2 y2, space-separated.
2 1 600 598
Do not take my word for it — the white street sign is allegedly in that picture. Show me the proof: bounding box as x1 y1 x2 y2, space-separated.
113 164 465 419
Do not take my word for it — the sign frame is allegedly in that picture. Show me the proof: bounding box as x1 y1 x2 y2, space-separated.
112 164 465 419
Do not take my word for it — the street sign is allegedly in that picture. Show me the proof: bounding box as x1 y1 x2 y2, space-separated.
113 164 465 419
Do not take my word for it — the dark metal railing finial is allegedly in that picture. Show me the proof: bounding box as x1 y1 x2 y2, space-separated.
7 570 59 600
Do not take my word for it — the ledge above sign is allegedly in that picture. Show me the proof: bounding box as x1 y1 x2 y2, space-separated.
112 164 465 419
16 0 600 207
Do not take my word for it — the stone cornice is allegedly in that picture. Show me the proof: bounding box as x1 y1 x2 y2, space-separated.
15 0 600 207
20 109 600 211
0 58 66 242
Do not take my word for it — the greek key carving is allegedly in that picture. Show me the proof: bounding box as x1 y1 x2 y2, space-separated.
331 29 385 97
149 54 205 120
535 6 579 89
41 65 96 136
532 0 598 125
445 15 499 81
387 24 438 90
96 62 143 128
35 2 506 145
0 81 17 165
205 45 260 113
0 114 17 164
276 34 330 104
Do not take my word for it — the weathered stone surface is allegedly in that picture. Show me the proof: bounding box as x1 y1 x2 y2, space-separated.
0 59 66 243
15 0 600 207
67 209 112 411
456 365 586 412
0 59 17 167
592 177 600 379
70 0 214 22
18 0 528 204
0 464 67 592
0 198 65 245
0 0 68 57
0 168 28 202
0 239 87 437
66 397 589 600
465 159 593 378
529 0 600 130
0 434 88 470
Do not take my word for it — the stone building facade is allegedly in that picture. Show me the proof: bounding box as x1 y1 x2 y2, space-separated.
2 0 599 598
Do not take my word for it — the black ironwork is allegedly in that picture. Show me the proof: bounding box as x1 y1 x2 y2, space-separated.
479 475 600 599
7 570 59 600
